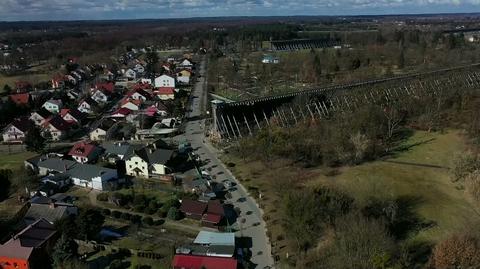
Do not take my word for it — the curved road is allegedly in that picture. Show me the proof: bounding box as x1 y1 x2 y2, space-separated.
178 56 274 268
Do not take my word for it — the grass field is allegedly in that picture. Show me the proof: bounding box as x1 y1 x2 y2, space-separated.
0 151 36 170
222 130 480 262
0 73 52 92
311 131 480 243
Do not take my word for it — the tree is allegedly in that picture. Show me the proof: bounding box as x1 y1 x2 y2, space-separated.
167 207 181 220
145 51 159 77
25 126 46 153
52 234 79 269
0 169 12 201
430 234 480 268
3 84 12 94
75 208 105 240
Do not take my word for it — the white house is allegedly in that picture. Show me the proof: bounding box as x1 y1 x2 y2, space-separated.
120 98 142 111
30 109 52 126
90 118 116 141
155 87 175 100
2 118 32 143
78 98 98 114
43 116 70 141
178 58 193 69
124 69 137 80
127 89 150 101
125 147 173 178
91 89 110 104
154 74 175 88
68 141 101 164
42 99 63 114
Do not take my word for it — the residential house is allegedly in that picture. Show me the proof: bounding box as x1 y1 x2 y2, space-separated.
0 219 57 269
110 107 132 119
95 82 115 94
2 118 33 143
127 88 151 102
180 199 207 220
124 69 136 80
42 116 71 141
90 118 116 141
68 164 118 191
30 109 52 127
9 93 30 106
190 231 236 257
51 75 66 89
176 69 192 84
178 58 194 69
78 98 98 114
154 74 175 88
125 147 174 178
202 200 225 229
60 108 84 124
91 89 110 104
66 89 80 100
36 157 118 191
40 174 71 189
68 141 102 163
172 255 237 269
42 99 63 114
24 197 78 224
101 142 137 163
133 64 145 74
145 103 168 117
155 87 175 100
120 98 142 111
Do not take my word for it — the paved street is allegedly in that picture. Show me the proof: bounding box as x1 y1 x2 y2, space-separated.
177 56 274 268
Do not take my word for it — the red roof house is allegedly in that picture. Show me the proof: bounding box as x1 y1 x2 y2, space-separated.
154 87 175 100
0 218 57 269
95 82 115 93
68 141 101 164
9 93 30 106
111 107 133 118
202 200 225 229
180 199 207 220
172 255 237 269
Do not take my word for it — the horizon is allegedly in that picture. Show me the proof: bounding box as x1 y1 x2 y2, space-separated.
1 0 480 22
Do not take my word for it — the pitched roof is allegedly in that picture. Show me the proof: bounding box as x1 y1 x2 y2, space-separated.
10 117 33 133
65 108 85 121
24 203 72 224
0 218 56 260
95 118 116 131
81 97 98 107
127 88 151 99
120 98 142 107
156 87 175 95
207 200 225 216
172 255 237 269
68 141 98 158
37 158 76 172
44 99 62 106
180 199 207 216
101 142 137 157
32 108 52 120
111 107 132 117
95 82 114 93
9 93 30 105
47 116 71 131
67 163 116 181
131 147 173 165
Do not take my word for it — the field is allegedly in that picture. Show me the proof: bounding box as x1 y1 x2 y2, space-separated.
0 72 52 92
222 130 480 262
0 151 36 170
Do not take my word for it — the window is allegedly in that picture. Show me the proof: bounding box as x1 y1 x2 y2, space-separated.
135 162 138 165
129 165 132 168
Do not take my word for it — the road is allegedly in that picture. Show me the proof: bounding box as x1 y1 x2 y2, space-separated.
177 56 274 268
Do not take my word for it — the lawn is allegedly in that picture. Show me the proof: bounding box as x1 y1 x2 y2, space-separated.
221 129 480 263
0 151 36 170
311 130 480 243
0 73 52 92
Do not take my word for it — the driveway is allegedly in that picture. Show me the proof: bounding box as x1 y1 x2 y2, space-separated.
175 56 274 268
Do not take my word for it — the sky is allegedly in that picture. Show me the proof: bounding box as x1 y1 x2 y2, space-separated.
0 0 480 21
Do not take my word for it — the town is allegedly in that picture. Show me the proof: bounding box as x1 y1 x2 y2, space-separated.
2 12 480 269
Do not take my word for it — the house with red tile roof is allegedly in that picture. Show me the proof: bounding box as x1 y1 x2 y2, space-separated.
0 218 57 269
172 255 237 269
29 109 52 127
154 87 175 100
68 141 101 163
126 88 151 101
60 108 85 124
95 82 115 93
180 199 207 220
120 98 142 111
111 107 133 118
9 93 30 106
202 200 225 229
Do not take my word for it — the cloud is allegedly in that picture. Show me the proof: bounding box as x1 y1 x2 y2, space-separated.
0 0 479 20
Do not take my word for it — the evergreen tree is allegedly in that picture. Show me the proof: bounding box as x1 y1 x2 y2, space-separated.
52 234 78 269
25 126 46 153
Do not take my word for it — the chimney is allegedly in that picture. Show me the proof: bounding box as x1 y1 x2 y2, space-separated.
149 148 154 154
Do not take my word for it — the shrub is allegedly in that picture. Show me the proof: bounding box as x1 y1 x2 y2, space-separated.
143 217 154 226
131 214 142 224
451 153 480 182
112 210 121 218
102 208 111 216
465 170 480 202
121 212 132 221
96 192 109 202
227 162 236 167
430 234 480 268
167 207 181 220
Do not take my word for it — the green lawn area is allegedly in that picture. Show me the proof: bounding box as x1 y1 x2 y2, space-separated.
0 73 52 92
0 151 36 170
312 130 480 243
